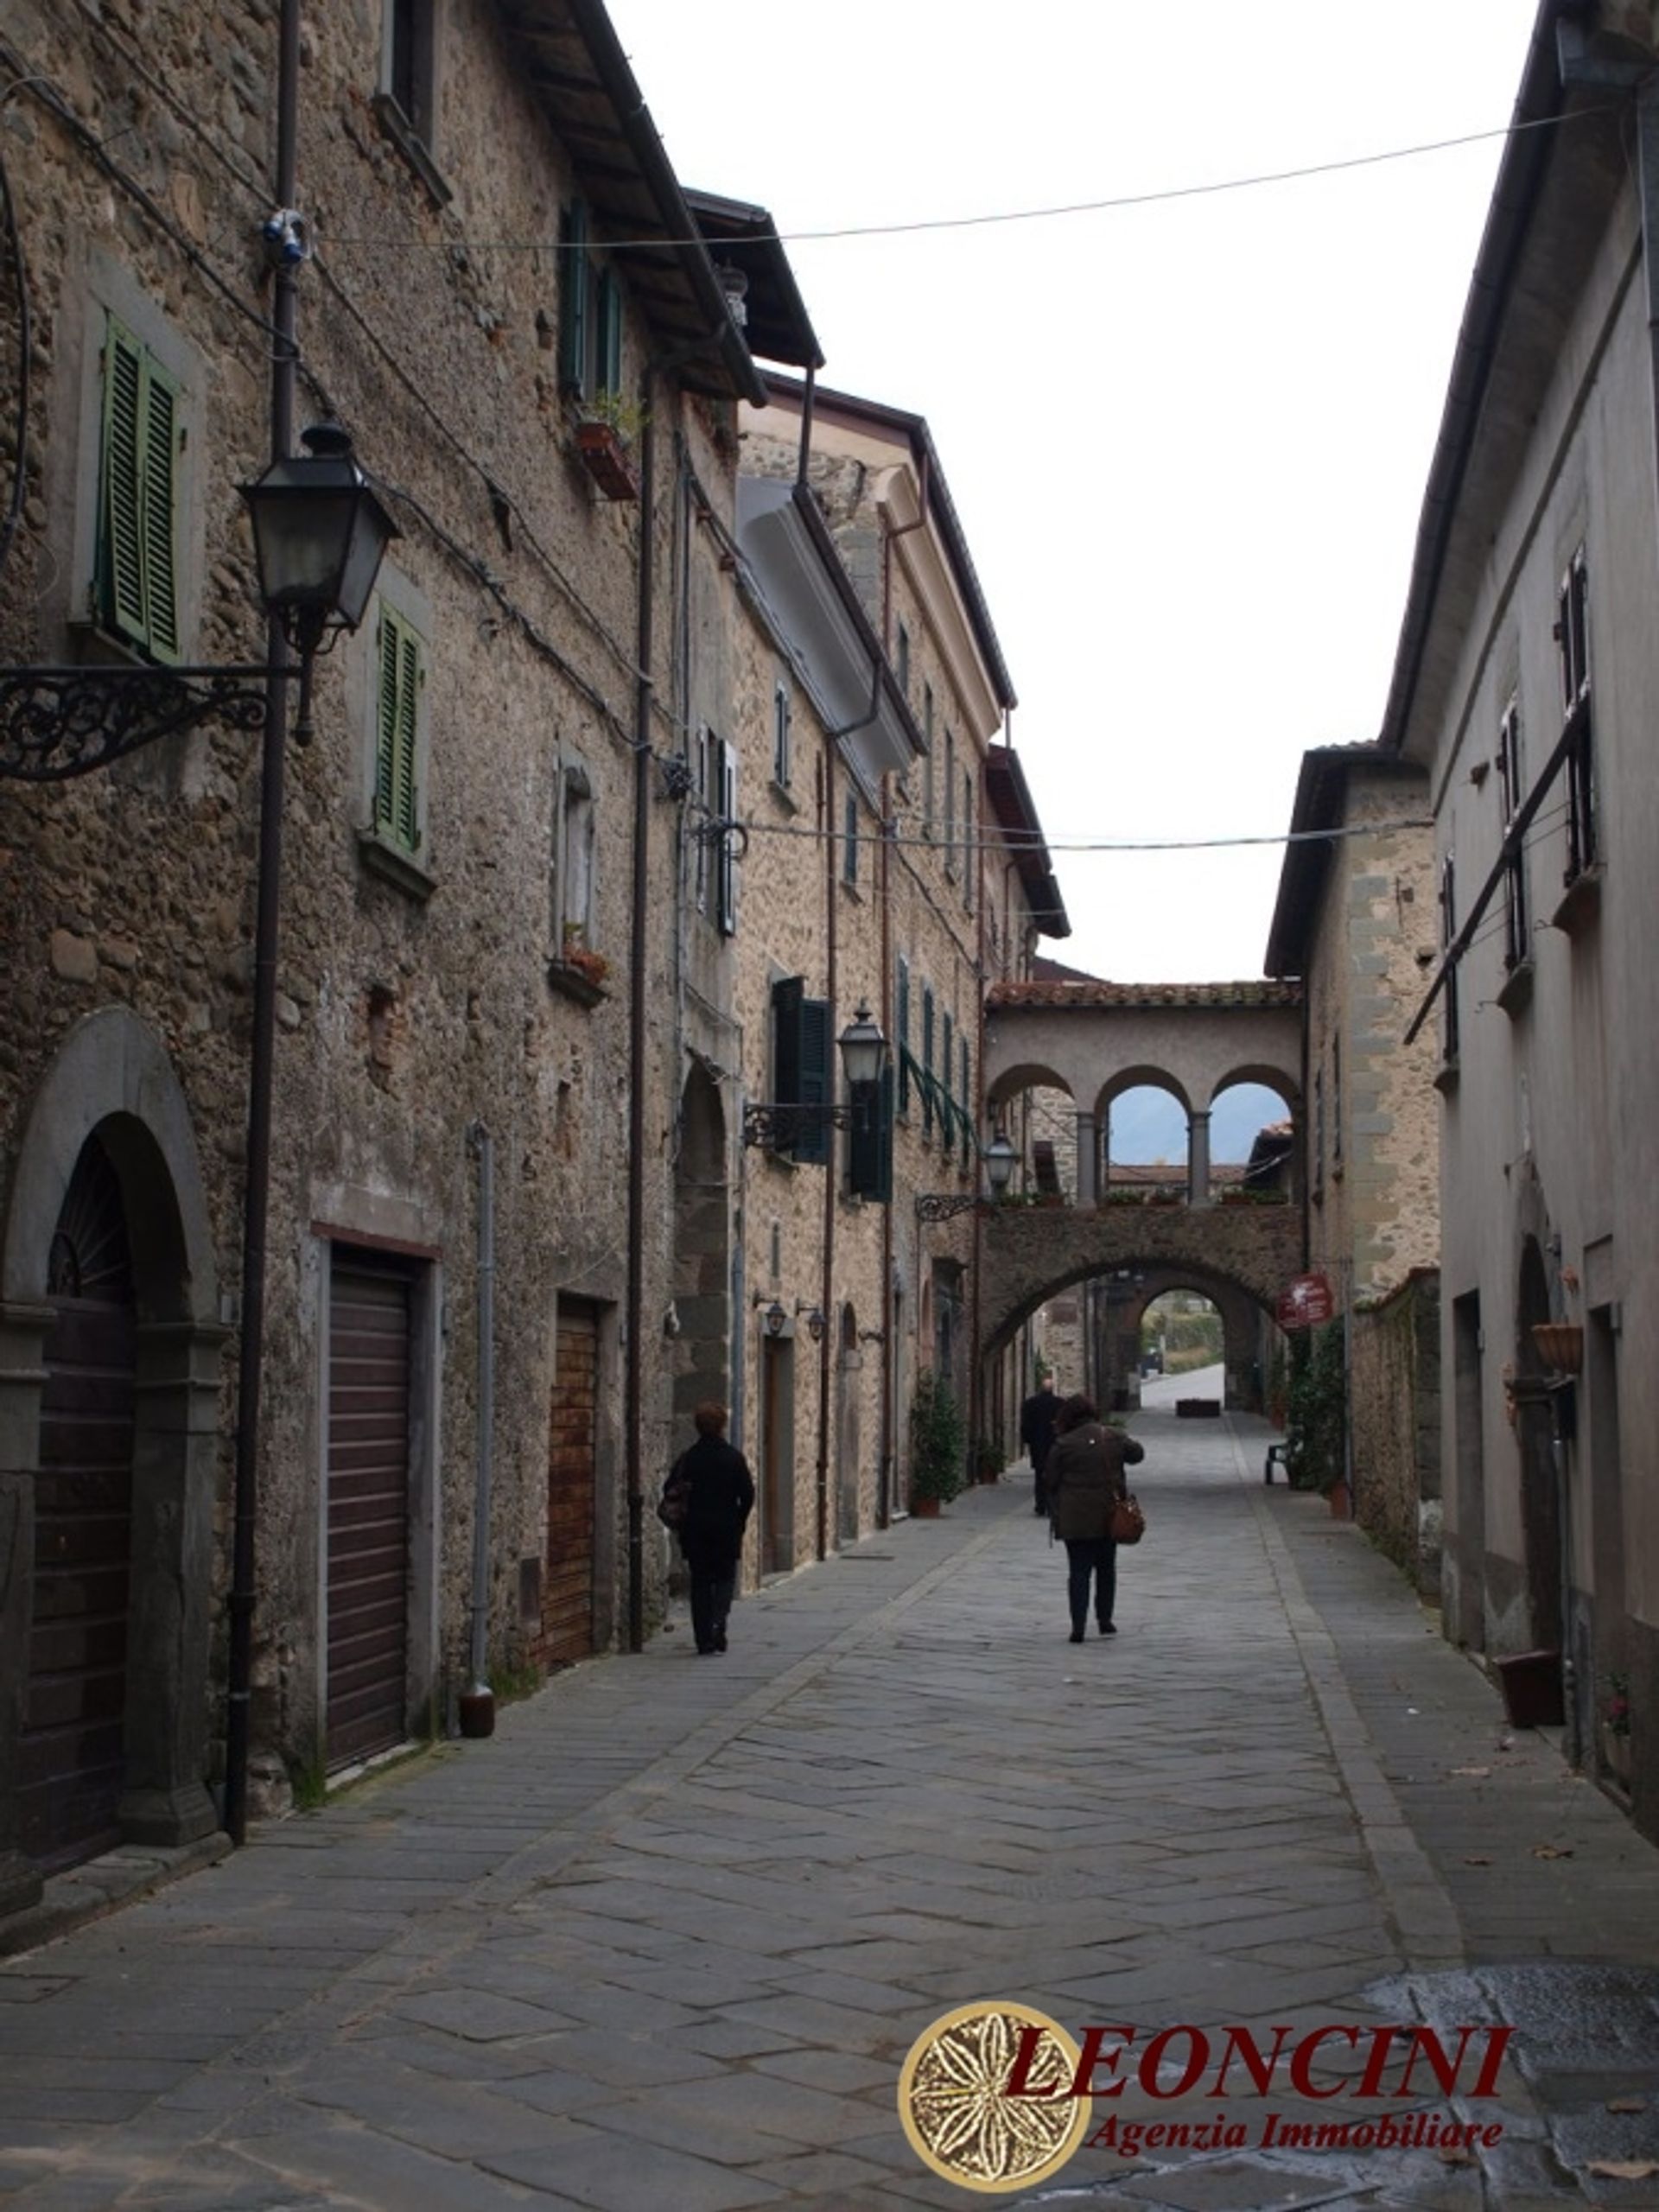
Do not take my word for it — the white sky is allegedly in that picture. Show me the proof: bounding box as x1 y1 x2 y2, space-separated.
606 0 1542 983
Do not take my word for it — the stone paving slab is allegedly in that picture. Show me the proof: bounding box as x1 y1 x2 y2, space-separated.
6 1417 1659 2206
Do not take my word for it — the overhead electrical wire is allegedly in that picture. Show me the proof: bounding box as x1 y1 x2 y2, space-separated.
312 109 1602 257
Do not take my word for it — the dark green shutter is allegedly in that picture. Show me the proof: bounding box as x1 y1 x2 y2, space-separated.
99 317 181 663
921 988 935 1139
559 204 589 395
896 957 910 1114
374 607 422 855
596 264 623 395
849 1063 893 1203
794 995 831 1164
941 1014 954 1158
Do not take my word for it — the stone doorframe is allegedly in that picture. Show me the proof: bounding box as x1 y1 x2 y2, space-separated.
0 1009 226 1914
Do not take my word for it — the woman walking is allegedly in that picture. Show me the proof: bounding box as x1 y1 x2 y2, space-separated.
670 1401 754 1656
1043 1393 1145 1642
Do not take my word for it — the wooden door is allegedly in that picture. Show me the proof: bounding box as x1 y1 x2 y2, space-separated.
327 1253 411 1768
19 1137 136 1871
543 1301 598 1669
760 1337 792 1574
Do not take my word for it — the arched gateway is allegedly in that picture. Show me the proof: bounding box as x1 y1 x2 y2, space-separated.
979 980 1305 1406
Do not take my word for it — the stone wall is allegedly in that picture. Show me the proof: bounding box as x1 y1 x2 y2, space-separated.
1351 1274 1442 1594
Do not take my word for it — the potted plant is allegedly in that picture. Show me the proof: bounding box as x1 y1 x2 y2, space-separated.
1601 1671 1632 1789
974 1434 1003 1485
575 389 645 500
908 1370 965 1517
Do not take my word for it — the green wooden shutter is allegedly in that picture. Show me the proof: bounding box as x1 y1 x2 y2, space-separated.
559 204 589 395
795 995 831 1165
772 976 803 1154
99 318 148 647
940 1014 954 1159
596 264 623 395
849 1063 893 1203
374 607 423 855
921 988 935 1139
717 739 737 935
896 957 910 1114
99 318 183 663
873 1062 894 1203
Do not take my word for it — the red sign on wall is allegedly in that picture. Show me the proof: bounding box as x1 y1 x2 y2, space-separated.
1277 1273 1336 1330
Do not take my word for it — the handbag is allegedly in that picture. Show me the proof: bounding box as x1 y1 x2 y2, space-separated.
1109 1492 1146 1546
657 1457 692 1531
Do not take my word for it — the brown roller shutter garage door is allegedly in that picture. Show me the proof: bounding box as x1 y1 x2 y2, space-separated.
543 1300 599 1669
327 1251 413 1767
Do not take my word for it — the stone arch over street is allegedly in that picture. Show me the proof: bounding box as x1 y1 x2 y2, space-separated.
0 1007 226 1912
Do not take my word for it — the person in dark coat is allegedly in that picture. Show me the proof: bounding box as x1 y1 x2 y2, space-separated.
1043 1392 1145 1642
670 1400 755 1656
1020 1375 1064 1517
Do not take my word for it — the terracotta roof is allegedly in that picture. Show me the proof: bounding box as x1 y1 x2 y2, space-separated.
987 980 1302 1011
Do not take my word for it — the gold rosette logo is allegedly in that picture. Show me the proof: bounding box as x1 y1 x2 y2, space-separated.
898 2000 1090 2193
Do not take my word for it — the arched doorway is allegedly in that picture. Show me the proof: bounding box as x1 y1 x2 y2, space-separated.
672 1064 729 1428
19 1135 137 1869
0 1010 224 1909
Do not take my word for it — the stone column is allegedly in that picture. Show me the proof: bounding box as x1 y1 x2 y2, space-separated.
118 1319 228 1847
0 1300 51 1916
1074 1113 1098 1207
1187 1110 1211 1208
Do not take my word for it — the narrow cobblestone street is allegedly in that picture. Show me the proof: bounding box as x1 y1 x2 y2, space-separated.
5 1410 1659 2212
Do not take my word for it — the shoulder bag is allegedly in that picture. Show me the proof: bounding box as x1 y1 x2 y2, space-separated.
1109 1492 1146 1546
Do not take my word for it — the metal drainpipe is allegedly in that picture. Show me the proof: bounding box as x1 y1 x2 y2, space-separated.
817 745 836 1561
224 0 300 1848
878 777 894 1527
969 746 987 1477
625 378 656 1655
460 1123 496 1736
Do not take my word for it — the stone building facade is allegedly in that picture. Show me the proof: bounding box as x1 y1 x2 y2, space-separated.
0 0 813 1910
1265 744 1441 1583
1376 0 1659 1826
738 381 1069 1509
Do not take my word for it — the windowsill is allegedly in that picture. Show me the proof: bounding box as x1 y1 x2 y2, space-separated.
545 959 608 1008
372 92 454 208
357 829 436 902
1496 957 1535 1019
769 778 799 815
839 877 862 901
1551 864 1604 937
1433 1058 1461 1097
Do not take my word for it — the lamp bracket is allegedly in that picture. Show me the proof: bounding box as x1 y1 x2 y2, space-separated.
915 1192 987 1222
0 664 285 782
742 1100 856 1149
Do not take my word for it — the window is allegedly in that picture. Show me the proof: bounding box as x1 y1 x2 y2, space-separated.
376 0 448 199
896 955 911 1116
558 203 623 403
1331 1035 1342 1168
842 791 859 887
1497 695 1529 969
769 976 830 1164
847 1062 894 1204
1557 547 1595 881
772 682 792 789
962 770 974 910
1440 853 1460 1063
372 602 423 855
896 620 910 698
552 754 594 952
96 314 182 664
693 729 737 931
943 729 957 877
385 0 435 143
922 684 935 838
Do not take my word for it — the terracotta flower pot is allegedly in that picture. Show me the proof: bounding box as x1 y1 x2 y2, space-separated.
910 1494 942 1519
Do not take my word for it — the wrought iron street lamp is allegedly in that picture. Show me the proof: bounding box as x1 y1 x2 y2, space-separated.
916 1127 1018 1221
741 1004 889 1148
0 423 396 779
